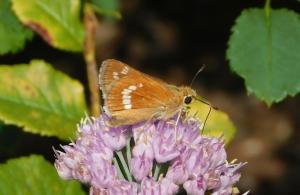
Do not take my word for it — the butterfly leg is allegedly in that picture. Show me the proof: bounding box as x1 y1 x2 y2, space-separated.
174 109 183 142
143 118 154 132
133 118 155 144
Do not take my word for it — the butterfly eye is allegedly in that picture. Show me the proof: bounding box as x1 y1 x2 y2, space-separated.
184 96 192 104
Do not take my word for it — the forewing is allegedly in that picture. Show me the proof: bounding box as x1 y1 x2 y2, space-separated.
99 59 176 121
99 59 132 97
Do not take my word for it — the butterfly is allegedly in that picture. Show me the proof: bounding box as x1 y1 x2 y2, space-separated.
99 59 209 126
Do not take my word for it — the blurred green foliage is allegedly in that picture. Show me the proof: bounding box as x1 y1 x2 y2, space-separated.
91 0 121 19
0 155 84 195
189 100 236 144
0 121 4 133
0 0 33 54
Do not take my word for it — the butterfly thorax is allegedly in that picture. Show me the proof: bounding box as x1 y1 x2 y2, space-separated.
161 85 197 118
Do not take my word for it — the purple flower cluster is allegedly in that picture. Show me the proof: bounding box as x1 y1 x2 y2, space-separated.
54 114 245 195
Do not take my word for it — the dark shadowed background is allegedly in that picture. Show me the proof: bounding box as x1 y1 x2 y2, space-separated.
1 0 300 194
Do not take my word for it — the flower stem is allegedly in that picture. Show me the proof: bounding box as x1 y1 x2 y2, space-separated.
116 151 133 182
153 163 161 181
113 157 125 180
84 4 101 117
126 138 132 171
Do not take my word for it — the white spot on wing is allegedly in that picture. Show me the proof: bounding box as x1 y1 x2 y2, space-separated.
121 85 141 110
122 89 132 95
123 99 131 105
113 72 119 80
129 85 137 90
121 66 129 75
123 94 131 99
138 83 143 87
124 104 132 109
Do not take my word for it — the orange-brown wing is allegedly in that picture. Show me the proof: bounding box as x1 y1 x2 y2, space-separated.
99 59 177 124
99 59 132 97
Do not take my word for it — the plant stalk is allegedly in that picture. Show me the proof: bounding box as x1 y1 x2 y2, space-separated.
116 151 133 182
264 0 271 18
84 5 101 117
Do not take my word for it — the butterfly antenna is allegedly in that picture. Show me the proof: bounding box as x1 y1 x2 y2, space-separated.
190 64 206 87
195 96 218 132
195 97 218 110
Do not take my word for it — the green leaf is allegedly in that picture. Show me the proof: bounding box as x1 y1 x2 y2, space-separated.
12 0 85 52
0 60 87 140
227 9 300 105
91 0 121 19
188 101 236 144
0 155 85 195
0 0 33 54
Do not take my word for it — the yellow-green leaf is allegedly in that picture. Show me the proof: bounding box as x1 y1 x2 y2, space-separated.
0 60 87 140
0 155 85 195
188 100 236 144
12 0 85 52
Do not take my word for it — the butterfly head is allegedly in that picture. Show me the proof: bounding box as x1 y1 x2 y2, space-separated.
179 86 197 107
